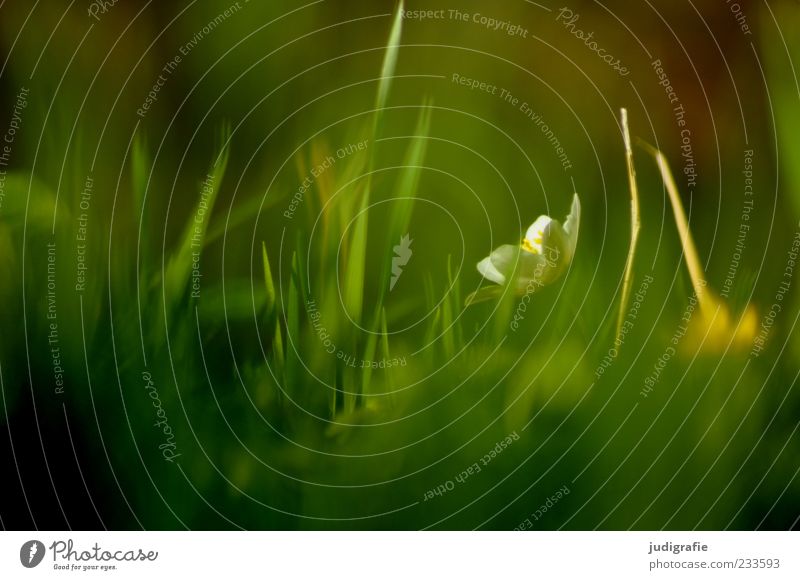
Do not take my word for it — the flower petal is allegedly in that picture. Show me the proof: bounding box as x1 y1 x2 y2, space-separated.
562 193 581 257
515 250 552 292
478 244 519 285
477 255 506 285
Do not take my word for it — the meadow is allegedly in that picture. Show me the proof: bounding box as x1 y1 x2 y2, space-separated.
0 0 798 530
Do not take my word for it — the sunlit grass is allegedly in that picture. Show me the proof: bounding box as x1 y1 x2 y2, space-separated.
1 0 796 531
616 108 641 346
638 139 758 352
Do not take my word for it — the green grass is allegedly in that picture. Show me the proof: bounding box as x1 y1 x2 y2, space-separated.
1 0 798 531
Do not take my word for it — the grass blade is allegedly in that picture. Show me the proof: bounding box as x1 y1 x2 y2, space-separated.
262 241 284 372
272 318 285 373
366 104 433 333
205 193 282 247
343 195 368 325
361 324 379 396
164 132 230 303
761 4 800 216
616 108 641 343
638 139 712 314
375 0 405 118
284 252 300 399
343 1 409 327
441 256 456 359
262 241 276 320
380 307 393 397
448 254 463 348
131 133 149 220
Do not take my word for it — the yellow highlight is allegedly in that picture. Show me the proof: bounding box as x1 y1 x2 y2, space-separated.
639 139 759 353
681 296 759 354
521 231 543 254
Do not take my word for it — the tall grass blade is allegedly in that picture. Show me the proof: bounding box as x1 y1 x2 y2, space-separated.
389 103 432 236
638 139 712 314
285 252 301 399
380 307 393 398
441 256 456 359
262 241 284 372
272 318 285 373
375 104 432 313
761 4 800 216
361 325 379 396
448 254 463 349
131 133 149 219
164 132 230 303
616 108 641 344
375 0 405 120
343 195 369 325
262 241 276 320
294 230 310 305
342 0 408 327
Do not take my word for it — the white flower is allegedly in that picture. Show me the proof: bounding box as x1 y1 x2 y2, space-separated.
521 215 552 255
467 193 580 304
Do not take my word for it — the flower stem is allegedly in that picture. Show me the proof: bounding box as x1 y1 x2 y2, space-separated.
617 108 641 343
638 139 713 314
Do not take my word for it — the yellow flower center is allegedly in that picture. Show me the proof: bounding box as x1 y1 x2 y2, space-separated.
521 231 543 254
522 216 551 254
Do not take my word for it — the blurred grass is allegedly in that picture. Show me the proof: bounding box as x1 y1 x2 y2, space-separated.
762 2 800 218
0 0 797 530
